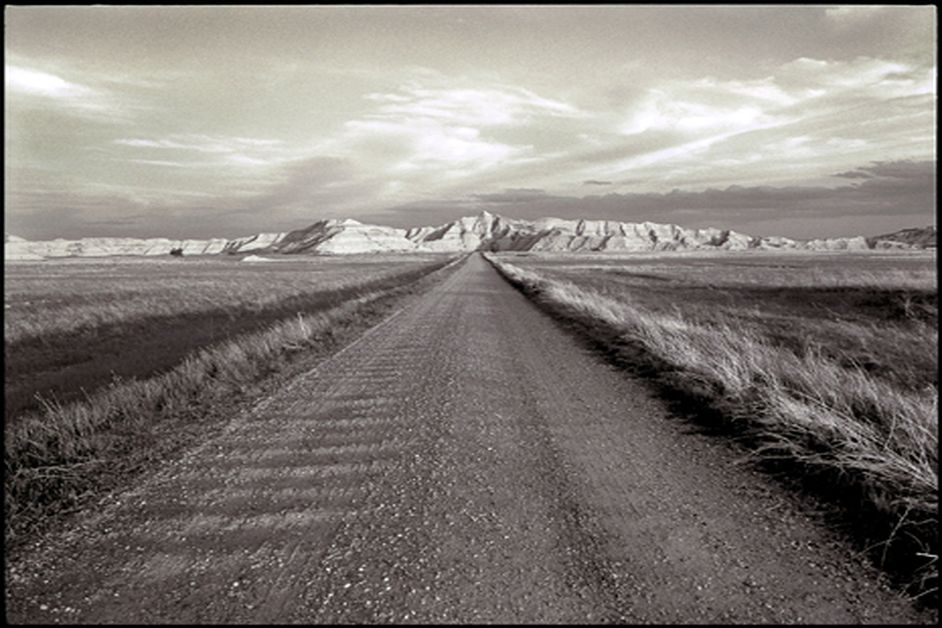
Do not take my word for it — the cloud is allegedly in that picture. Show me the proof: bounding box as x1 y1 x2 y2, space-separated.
472 188 549 203
840 160 935 182
5 64 137 122
617 87 785 137
6 66 94 99
342 118 519 169
832 168 874 180
4 179 170 239
546 54 936 193
583 180 612 186
318 80 584 182
200 155 389 222
110 134 297 175
338 56 934 208
365 84 580 126
4 154 384 238
825 6 890 24
377 160 935 238
128 159 194 168
114 134 286 154
777 56 934 98
614 55 932 145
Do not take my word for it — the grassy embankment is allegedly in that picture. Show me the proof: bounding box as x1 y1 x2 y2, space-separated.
5 254 459 547
486 251 937 599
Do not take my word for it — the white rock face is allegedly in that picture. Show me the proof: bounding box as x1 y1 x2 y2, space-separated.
802 236 870 251
754 235 800 250
3 233 290 260
223 232 287 253
4 241 44 260
406 211 535 251
274 220 418 254
721 231 756 250
8 212 925 257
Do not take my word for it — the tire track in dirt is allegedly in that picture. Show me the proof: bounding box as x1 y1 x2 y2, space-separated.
5 254 933 624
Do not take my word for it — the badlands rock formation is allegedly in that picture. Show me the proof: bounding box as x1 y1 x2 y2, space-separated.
274 219 416 254
4 236 236 259
867 226 936 249
4 234 43 260
4 213 934 260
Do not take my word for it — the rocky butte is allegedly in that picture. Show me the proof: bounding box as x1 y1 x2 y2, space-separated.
3 213 935 260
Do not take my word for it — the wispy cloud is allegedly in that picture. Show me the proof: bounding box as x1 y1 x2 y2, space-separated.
342 118 519 170
115 134 286 154
370 54 935 200
111 134 296 173
5 64 140 123
6 66 94 99
365 84 580 126
318 81 584 183
127 159 194 168
548 55 937 191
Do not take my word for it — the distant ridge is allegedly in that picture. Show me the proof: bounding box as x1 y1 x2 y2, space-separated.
4 213 936 260
868 225 936 249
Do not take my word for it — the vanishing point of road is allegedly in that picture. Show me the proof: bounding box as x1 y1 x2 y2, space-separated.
5 254 932 623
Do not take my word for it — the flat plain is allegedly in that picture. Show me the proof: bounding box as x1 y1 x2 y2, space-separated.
4 254 451 420
4 250 938 623
497 249 936 391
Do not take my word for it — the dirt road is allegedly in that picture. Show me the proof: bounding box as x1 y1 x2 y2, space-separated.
5 254 932 623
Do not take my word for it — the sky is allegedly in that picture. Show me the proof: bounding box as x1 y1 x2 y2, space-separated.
4 5 937 240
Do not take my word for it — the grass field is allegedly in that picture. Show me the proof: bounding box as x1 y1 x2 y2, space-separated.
487 249 938 597
4 254 451 343
5 253 458 546
5 254 451 421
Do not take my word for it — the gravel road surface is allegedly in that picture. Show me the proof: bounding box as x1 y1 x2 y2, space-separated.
5 253 932 623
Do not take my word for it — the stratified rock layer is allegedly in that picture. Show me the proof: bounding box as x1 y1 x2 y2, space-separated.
4 214 934 260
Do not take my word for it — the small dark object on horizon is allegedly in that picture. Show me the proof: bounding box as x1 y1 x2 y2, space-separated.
169 248 184 257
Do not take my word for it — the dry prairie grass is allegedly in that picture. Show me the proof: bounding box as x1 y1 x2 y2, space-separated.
5 256 459 547
4 255 452 420
525 253 937 393
487 252 938 598
4 255 446 343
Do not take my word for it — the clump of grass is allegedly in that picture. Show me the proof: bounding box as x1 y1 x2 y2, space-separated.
486 254 938 598
5 258 460 548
